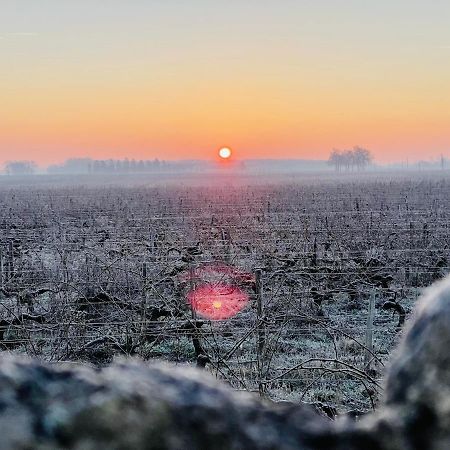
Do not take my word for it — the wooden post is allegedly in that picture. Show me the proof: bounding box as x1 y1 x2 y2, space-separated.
188 258 204 363
8 240 14 280
221 228 231 264
142 262 148 280
124 254 131 298
188 259 196 320
364 290 376 370
312 237 317 267
149 231 155 255
85 254 90 295
141 262 148 338
0 246 3 289
255 269 265 395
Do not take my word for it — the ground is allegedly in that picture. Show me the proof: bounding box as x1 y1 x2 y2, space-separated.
0 170 449 413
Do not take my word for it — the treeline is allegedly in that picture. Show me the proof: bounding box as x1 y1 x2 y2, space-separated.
3 161 37 175
47 158 177 174
1 158 205 175
3 153 449 176
328 147 372 171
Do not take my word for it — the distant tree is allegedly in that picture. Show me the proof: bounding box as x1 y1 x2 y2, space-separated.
4 160 37 175
328 149 343 171
114 160 123 173
47 157 174 175
352 146 372 170
65 158 92 173
106 159 116 173
328 147 372 171
46 158 92 174
341 150 354 171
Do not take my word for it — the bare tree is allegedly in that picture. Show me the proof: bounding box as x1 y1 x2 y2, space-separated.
328 147 372 171
328 149 343 171
352 147 372 170
4 161 37 175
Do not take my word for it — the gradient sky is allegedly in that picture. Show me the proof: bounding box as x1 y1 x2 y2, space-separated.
1 0 449 166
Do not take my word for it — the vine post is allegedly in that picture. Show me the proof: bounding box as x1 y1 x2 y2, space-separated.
255 268 266 396
364 289 376 371
0 246 3 289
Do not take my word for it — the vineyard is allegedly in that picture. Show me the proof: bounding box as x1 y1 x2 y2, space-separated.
0 172 449 416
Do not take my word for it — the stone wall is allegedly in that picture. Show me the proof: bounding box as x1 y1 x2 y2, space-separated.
0 276 449 449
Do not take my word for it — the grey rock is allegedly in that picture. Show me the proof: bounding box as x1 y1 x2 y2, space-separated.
0 275 449 449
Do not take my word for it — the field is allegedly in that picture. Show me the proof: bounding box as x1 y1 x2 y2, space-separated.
0 171 449 416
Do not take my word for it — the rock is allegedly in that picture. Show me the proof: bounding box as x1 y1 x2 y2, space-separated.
0 275 449 449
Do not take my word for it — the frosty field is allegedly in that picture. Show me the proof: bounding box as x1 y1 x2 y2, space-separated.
1 171 449 415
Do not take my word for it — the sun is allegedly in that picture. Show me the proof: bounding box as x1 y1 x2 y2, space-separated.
219 147 232 159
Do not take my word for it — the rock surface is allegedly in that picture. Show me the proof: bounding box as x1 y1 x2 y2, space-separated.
0 276 449 449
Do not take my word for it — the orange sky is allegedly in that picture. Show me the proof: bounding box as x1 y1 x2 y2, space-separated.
1 1 450 166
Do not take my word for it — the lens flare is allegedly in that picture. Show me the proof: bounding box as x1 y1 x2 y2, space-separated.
182 263 253 320
187 283 248 320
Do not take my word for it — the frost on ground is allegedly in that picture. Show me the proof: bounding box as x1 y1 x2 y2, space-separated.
0 172 449 413
0 274 449 449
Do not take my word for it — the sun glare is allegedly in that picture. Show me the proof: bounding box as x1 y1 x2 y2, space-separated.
219 147 232 159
